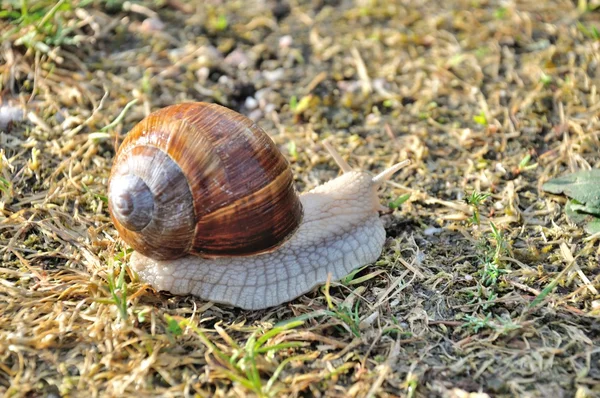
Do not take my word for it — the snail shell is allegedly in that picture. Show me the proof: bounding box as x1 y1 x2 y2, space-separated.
108 102 303 260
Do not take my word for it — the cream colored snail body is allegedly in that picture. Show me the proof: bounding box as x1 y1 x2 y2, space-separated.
108 102 408 310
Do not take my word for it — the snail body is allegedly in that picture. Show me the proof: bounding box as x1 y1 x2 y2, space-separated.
108 102 408 310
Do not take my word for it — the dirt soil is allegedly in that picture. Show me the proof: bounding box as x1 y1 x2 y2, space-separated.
1 0 600 397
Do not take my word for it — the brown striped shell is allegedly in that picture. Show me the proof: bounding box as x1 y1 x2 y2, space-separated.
108 102 303 260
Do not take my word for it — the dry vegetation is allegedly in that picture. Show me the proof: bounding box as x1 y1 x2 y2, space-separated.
1 0 600 397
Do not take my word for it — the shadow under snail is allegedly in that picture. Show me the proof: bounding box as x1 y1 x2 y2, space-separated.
108 102 409 310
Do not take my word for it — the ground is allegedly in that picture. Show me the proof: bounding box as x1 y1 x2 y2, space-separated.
0 0 599 397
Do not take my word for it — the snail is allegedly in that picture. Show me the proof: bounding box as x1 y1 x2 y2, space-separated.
108 102 409 310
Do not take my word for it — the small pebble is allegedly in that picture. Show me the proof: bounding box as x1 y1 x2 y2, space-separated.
264 103 276 114
196 45 223 68
196 67 210 82
365 113 380 125
247 109 263 121
224 49 250 69
263 68 285 82
423 227 443 236
254 88 270 102
279 35 293 48
0 105 24 130
244 96 258 110
140 17 165 33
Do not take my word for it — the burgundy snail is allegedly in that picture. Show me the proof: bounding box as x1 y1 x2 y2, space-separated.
108 102 409 310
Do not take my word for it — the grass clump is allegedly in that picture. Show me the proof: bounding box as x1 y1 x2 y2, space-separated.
2 0 82 52
465 191 491 225
173 318 310 397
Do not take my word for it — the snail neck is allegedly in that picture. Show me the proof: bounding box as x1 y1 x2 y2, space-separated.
301 171 382 221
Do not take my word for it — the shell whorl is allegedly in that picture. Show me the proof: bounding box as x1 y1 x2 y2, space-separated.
108 102 304 260
108 145 196 260
109 174 153 231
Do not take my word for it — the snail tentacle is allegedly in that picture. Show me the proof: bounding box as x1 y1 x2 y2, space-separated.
372 159 410 186
323 140 353 173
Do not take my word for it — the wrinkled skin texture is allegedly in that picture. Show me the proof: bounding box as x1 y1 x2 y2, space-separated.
131 171 387 310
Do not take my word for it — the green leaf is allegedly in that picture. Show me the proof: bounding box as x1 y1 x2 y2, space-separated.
564 200 590 225
289 95 298 111
567 200 600 234
274 310 328 328
544 171 600 235
0 177 11 193
542 169 600 208
215 14 228 31
568 202 600 217
585 218 600 234
388 193 411 209
473 111 487 126
287 141 298 158
165 314 183 336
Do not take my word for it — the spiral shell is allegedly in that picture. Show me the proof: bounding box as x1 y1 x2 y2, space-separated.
108 102 303 260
